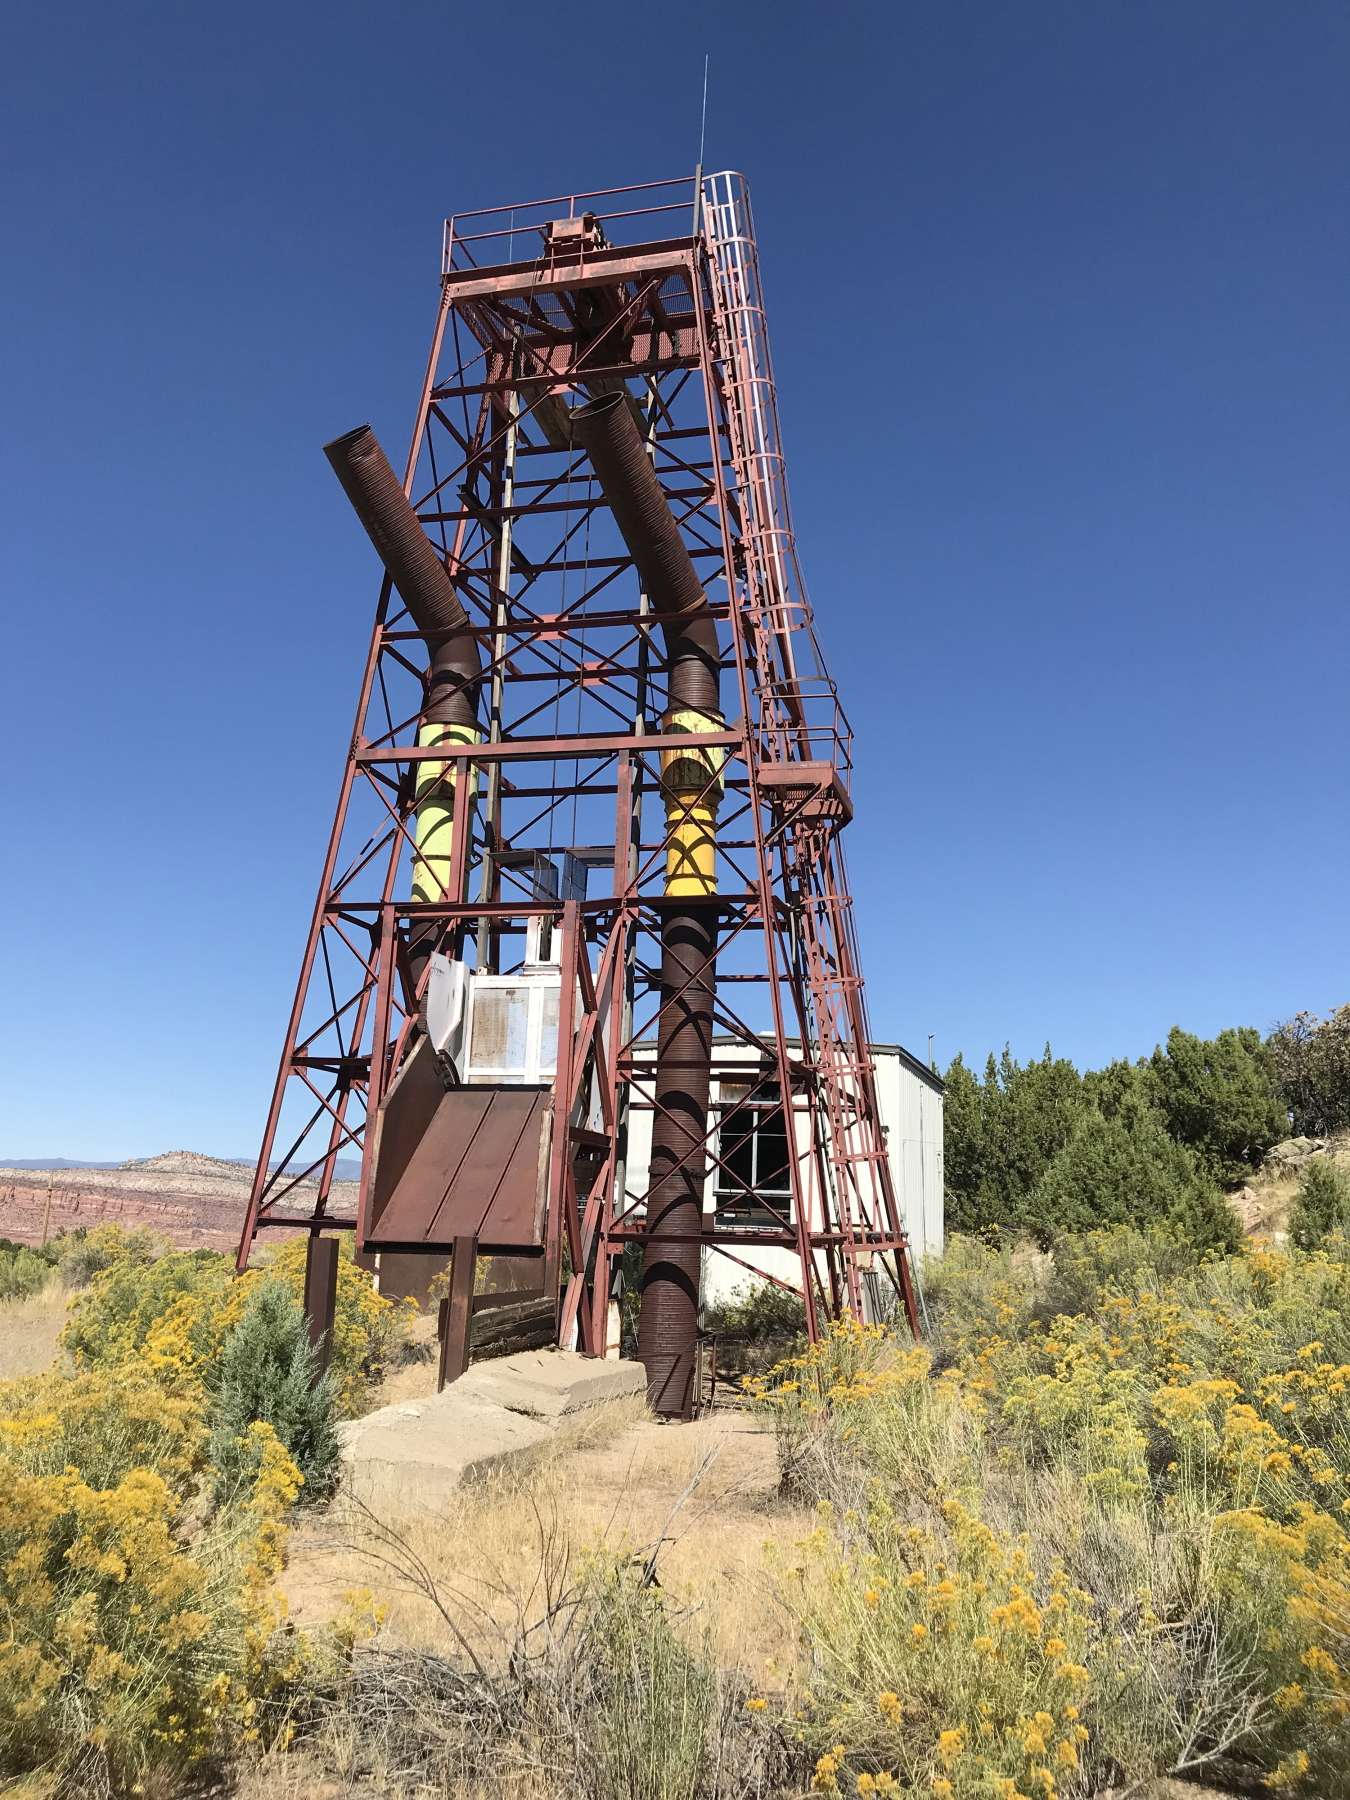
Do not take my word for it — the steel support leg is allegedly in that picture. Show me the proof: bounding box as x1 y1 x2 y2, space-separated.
303 1234 340 1382
437 1234 478 1390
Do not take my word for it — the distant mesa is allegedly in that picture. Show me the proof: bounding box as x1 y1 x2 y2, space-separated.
0 1150 360 1255
116 1150 254 1177
0 1157 128 1171
4 1151 361 1180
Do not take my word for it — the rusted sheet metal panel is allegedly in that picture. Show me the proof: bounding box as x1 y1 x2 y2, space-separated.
366 1044 552 1252
363 1036 444 1236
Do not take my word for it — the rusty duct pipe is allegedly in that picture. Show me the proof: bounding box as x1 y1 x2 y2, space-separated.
324 425 482 985
570 395 719 710
572 393 723 1418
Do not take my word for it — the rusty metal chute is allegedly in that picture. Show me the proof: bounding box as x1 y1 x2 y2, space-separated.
366 1037 552 1253
571 393 720 714
325 424 483 989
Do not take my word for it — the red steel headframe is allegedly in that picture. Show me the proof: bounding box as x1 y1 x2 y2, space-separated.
237 172 919 1407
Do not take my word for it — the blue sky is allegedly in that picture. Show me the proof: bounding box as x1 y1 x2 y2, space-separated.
2 0 1346 1157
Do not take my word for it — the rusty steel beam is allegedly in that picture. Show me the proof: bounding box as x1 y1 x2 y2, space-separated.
440 243 695 306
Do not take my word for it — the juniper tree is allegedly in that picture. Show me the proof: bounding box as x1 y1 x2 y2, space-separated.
211 1279 338 1501
1288 1158 1350 1251
1148 1025 1286 1181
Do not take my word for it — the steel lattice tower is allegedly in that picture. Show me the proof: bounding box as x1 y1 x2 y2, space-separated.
238 174 919 1417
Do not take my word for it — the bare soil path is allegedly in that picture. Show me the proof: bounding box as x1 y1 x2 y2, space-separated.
284 1390 811 1678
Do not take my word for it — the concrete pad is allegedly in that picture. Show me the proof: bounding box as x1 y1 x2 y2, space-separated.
337 1352 648 1507
338 1394 556 1507
452 1348 648 1419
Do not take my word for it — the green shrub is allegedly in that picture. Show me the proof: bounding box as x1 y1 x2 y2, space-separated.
583 1557 717 1800
1079 1054 1155 1121
1148 1024 1287 1181
1164 1171 1244 1256
0 1244 55 1300
618 1239 644 1355
211 1280 338 1501
214 1234 412 1416
1031 1098 1201 1236
0 1236 59 1265
942 1047 1087 1234
709 1277 807 1342
1289 1157 1350 1250
946 1022 1293 1243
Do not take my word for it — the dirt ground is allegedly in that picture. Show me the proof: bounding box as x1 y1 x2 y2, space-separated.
1229 1134 1350 1237
283 1375 813 1680
0 1281 70 1379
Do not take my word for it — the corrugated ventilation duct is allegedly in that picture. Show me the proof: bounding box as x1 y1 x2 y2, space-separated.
324 426 483 986
572 392 724 1418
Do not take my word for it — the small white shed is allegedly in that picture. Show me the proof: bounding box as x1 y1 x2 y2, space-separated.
621 1035 944 1309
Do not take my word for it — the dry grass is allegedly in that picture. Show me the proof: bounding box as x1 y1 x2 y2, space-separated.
282 1399 811 1682
355 1357 437 1412
1230 1166 1301 1238
234 1747 340 1800
0 1279 70 1380
256 1396 805 1800
1 1264 809 1795
352 1317 440 1415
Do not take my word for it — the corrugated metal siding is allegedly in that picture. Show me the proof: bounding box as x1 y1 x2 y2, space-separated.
881 1051 944 1261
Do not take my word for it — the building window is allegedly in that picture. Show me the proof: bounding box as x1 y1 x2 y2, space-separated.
715 1079 791 1226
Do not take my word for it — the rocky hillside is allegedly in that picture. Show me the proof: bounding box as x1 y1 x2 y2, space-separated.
1231 1131 1350 1237
0 1151 356 1253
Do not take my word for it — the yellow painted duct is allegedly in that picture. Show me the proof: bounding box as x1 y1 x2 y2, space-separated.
660 707 724 897
411 721 481 905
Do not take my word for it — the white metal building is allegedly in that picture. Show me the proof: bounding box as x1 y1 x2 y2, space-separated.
623 1035 944 1308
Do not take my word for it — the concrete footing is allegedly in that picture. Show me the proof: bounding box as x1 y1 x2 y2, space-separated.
337 1349 648 1506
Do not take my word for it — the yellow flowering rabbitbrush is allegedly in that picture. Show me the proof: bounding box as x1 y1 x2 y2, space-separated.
748 1227 1350 1796
60 1226 412 1417
0 1367 356 1790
